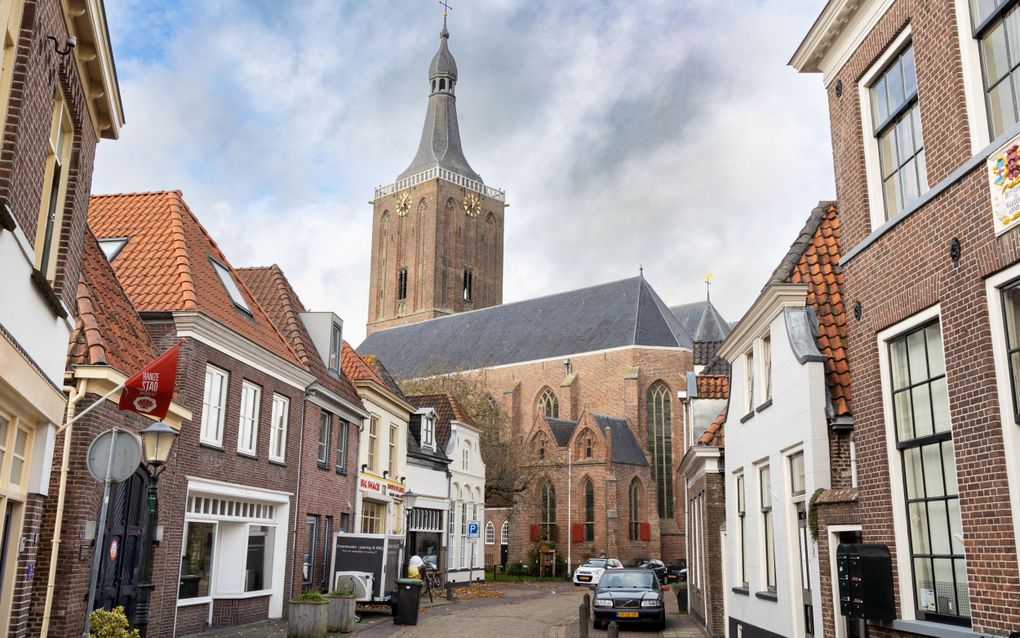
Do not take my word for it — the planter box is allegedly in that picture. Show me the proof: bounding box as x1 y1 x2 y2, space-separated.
327 596 357 633
288 600 327 638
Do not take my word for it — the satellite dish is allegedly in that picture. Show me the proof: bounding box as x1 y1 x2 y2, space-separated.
86 429 143 483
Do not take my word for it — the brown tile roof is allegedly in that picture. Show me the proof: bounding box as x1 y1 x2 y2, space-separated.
780 202 851 417
68 232 160 373
237 265 363 408
88 191 301 366
696 374 729 399
698 407 726 447
361 354 408 400
407 393 476 451
341 341 387 387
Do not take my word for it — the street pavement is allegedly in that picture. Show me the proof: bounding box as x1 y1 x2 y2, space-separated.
191 582 708 638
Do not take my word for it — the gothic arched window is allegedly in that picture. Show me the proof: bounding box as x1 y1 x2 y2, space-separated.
583 479 595 541
538 388 558 419
535 433 547 460
629 478 641 540
500 520 510 545
540 481 557 541
646 382 673 518
485 521 495 544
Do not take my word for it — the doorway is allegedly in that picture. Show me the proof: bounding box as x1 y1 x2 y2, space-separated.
94 468 150 619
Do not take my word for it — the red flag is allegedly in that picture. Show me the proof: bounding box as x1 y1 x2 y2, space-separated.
118 343 182 419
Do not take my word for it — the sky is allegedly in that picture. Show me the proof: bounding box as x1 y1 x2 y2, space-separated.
94 0 834 347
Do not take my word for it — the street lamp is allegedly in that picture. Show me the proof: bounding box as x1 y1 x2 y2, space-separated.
133 422 179 637
403 491 418 574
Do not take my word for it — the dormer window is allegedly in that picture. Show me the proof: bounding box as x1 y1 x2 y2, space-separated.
97 237 128 261
422 414 435 451
210 257 251 315
328 322 342 373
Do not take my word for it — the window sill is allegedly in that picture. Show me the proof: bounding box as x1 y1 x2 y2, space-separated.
868 619 980 638
237 451 257 459
199 441 225 452
269 459 287 467
30 269 68 319
317 461 329 470
739 411 755 424
213 590 273 600
336 468 347 475
755 398 773 413
177 596 212 608
754 590 778 602
731 586 749 596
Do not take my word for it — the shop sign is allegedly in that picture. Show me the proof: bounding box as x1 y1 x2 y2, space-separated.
988 136 1020 234
358 475 406 497
109 538 119 561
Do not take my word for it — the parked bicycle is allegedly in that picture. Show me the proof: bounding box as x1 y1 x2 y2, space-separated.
422 566 444 602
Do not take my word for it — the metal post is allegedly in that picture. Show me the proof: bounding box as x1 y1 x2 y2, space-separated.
82 428 119 638
567 449 572 578
132 469 159 637
578 603 589 638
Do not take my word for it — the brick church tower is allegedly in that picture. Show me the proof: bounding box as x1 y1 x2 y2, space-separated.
367 17 506 335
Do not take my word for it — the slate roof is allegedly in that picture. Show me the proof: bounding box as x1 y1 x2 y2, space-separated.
406 394 470 461
68 232 159 372
88 191 301 366
546 417 578 447
779 202 851 417
398 23 481 183
237 265 363 407
593 415 649 466
358 276 693 379
698 407 727 447
363 355 408 401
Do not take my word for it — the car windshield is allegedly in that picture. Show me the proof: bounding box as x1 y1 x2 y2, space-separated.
625 559 645 568
599 571 655 590
583 559 608 569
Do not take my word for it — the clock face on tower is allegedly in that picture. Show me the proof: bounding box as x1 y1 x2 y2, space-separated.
396 192 412 217
464 193 481 217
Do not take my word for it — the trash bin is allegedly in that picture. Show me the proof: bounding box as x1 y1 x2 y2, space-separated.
394 578 423 625
675 583 688 613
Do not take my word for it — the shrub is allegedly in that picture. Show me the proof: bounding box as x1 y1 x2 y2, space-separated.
329 586 355 597
295 591 328 603
89 607 139 638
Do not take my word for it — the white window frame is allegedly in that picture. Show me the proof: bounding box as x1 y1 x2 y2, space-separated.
201 365 228 447
500 520 509 545
422 414 435 451
876 303 944 622
757 461 776 593
237 381 260 456
388 423 398 476
956 0 994 153
484 521 495 545
744 349 755 413
317 411 331 466
328 322 342 373
367 416 378 470
733 469 748 588
985 264 1020 565
859 26 922 231
762 332 772 401
269 394 289 463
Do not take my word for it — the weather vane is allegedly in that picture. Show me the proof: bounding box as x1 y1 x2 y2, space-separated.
705 273 714 301
439 0 452 18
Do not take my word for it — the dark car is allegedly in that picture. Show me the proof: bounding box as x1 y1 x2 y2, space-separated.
665 559 687 583
591 568 666 630
625 558 667 584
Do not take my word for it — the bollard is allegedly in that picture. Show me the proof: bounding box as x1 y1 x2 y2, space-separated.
578 604 589 638
445 582 454 601
607 621 619 637
582 592 590 616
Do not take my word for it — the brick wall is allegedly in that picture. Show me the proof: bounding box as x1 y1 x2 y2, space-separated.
0 0 100 309
813 492 860 638
823 0 1020 633
367 179 505 333
686 466 725 638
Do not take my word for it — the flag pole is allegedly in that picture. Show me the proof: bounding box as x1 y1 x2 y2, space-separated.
56 382 124 435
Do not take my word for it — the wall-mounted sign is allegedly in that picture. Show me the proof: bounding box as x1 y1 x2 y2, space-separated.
358 474 406 498
988 138 1020 234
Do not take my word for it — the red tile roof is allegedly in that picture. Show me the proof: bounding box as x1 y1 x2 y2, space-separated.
782 203 851 417
696 374 729 399
237 265 363 408
68 232 160 373
341 341 387 387
698 407 726 447
88 191 301 366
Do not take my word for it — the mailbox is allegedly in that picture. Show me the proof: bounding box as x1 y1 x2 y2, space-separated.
836 544 894 621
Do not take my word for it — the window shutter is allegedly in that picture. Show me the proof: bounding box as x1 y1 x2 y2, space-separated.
530 524 540 542
639 522 651 542
571 523 584 543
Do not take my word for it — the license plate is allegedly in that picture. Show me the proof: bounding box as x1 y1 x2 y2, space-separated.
617 611 639 618
579 576 591 581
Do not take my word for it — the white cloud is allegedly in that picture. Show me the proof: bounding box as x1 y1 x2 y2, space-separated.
94 0 832 346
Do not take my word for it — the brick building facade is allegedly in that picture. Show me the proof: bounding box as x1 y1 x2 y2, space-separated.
793 0 1020 635
0 0 122 634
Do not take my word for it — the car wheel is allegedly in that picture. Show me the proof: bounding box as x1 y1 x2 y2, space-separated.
655 612 666 631
593 620 604 630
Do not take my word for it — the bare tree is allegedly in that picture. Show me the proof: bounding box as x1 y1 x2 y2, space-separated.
400 371 536 507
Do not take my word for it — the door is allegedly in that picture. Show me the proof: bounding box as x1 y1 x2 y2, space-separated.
94 468 150 618
796 503 814 636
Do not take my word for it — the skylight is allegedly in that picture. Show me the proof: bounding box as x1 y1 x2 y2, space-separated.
209 257 251 314
97 237 128 261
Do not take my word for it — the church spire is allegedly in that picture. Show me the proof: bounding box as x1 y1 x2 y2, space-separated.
397 11 482 183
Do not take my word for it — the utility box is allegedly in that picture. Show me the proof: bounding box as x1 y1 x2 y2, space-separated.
836 544 894 620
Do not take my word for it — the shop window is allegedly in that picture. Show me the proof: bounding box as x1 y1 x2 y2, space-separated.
179 521 216 599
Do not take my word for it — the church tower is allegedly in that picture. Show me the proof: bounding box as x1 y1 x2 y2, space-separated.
367 16 506 335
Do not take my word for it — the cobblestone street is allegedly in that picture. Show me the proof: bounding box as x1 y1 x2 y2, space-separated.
194 584 709 638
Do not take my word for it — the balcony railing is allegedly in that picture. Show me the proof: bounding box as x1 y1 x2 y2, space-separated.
374 167 506 202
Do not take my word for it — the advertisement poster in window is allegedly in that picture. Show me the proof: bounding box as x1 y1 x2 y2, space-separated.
988 137 1020 235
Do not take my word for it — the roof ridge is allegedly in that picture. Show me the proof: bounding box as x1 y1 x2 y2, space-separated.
165 191 198 310
90 189 183 199
764 200 836 289
74 278 107 365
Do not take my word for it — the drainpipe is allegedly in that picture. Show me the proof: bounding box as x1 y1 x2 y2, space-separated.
288 391 309 600
40 379 87 638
